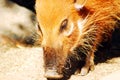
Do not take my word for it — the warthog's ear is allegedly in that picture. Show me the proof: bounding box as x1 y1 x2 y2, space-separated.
74 0 87 10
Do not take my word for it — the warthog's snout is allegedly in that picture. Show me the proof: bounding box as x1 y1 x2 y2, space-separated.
44 68 63 79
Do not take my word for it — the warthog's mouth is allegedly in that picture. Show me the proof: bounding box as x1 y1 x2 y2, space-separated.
44 52 86 80
45 69 63 79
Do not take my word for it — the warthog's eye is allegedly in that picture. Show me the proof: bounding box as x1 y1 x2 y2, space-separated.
60 19 68 32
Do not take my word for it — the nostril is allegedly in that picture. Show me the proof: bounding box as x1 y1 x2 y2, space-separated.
44 69 63 79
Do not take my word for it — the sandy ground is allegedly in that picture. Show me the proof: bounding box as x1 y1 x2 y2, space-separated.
0 0 120 80
0 41 120 80
0 46 46 80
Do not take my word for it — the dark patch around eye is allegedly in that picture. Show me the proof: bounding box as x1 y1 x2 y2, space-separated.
78 7 90 18
60 19 68 32
73 0 76 3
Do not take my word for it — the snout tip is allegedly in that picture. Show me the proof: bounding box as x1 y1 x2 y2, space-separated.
44 69 63 79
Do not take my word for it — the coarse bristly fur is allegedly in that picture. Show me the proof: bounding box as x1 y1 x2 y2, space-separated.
35 0 120 79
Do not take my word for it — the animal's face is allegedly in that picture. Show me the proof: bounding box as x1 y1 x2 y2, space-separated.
36 0 86 79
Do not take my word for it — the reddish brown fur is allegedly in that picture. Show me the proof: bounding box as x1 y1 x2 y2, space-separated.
35 0 120 79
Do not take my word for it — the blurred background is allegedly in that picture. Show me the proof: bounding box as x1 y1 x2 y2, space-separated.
0 0 37 47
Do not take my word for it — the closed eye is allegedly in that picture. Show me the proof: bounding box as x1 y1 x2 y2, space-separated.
59 19 68 32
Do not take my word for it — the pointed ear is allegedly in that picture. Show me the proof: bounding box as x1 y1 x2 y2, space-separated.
74 0 87 10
